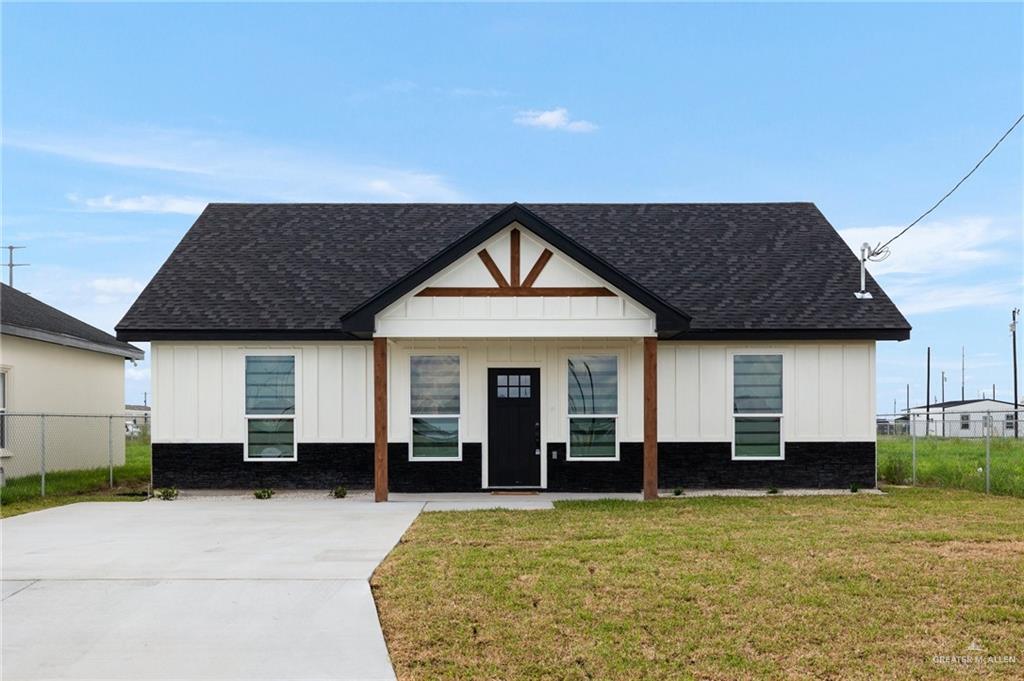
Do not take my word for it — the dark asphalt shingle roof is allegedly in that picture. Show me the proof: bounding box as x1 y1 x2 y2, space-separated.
2 283 144 358
116 203 910 338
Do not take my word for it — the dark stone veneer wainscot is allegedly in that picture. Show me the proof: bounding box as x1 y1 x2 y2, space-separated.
152 441 875 490
151 443 374 489
657 441 876 490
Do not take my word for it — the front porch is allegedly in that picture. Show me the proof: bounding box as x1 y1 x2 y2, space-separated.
372 336 658 501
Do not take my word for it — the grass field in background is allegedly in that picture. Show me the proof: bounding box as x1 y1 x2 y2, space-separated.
877 436 1024 497
0 440 151 517
373 488 1024 680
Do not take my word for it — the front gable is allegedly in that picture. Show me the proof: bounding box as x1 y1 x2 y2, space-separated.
377 223 657 337
341 203 691 337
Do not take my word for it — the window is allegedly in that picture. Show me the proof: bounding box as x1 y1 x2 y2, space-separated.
410 355 460 459
960 414 970 431
567 355 618 459
496 373 531 399
733 354 783 459
0 371 6 449
244 355 296 461
1007 413 1016 431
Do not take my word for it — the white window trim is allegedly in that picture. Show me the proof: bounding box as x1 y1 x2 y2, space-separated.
565 351 622 462
0 367 8 452
729 350 785 461
408 352 464 462
243 350 299 463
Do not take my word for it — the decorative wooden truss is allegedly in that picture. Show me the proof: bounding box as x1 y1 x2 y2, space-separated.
416 228 615 297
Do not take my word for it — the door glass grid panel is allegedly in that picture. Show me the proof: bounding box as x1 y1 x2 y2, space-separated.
496 374 532 399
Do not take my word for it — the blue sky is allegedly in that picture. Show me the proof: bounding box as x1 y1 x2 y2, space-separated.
3 2 1022 412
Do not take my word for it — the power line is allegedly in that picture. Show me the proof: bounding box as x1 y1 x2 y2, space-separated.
869 112 1024 259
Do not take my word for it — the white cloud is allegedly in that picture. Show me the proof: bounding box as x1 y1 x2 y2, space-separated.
67 193 210 215
8 229 162 244
6 126 463 203
88 277 146 305
882 280 1021 315
839 217 1011 276
125 363 150 383
838 216 1021 316
514 107 597 133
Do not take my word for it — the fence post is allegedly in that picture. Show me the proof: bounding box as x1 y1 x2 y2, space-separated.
911 413 917 486
985 411 991 494
40 415 47 497
108 415 114 488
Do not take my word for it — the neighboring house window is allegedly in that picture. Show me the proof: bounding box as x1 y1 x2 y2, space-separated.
1007 413 1015 431
244 355 296 461
960 414 970 431
733 354 783 459
0 371 6 449
410 355 460 460
567 355 618 459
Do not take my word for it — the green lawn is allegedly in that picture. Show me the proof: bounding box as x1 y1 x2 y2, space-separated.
0 440 151 517
877 436 1024 497
373 488 1024 680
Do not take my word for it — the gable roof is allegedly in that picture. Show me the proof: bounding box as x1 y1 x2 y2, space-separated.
909 399 1022 410
340 204 690 333
2 283 144 360
116 202 911 341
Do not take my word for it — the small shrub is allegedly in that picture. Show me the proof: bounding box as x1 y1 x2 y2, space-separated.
333 486 348 499
766 487 779 495
253 488 275 500
156 487 178 501
849 483 860 493
672 487 683 497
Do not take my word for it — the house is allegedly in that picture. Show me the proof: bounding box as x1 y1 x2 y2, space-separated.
116 203 911 498
904 399 1021 438
0 283 145 479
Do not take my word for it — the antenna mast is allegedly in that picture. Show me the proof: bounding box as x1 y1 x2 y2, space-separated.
3 245 29 287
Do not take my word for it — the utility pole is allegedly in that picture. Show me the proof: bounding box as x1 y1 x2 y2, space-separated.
926 347 931 437
1013 308 1020 439
941 370 947 437
3 245 29 287
961 346 965 401
906 383 910 413
144 391 148 407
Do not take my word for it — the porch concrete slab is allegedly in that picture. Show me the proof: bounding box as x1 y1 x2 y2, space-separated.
2 498 424 580
1 579 395 681
390 492 642 511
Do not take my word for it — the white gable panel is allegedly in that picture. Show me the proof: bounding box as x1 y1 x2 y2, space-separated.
376 223 656 337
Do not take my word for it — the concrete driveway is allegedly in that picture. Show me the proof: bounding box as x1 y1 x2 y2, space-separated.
1 496 424 681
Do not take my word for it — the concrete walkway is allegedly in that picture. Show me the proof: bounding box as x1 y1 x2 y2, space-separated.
2 498 424 680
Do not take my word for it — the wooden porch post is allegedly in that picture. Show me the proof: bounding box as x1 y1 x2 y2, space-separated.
643 337 658 500
374 337 389 502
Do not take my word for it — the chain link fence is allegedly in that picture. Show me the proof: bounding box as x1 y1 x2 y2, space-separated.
876 410 1023 497
0 413 151 503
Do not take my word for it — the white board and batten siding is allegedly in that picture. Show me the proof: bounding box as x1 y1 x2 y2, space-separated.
375 224 656 338
152 339 876 445
151 342 374 444
657 342 876 442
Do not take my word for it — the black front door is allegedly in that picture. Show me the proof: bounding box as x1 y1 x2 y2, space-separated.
487 368 541 487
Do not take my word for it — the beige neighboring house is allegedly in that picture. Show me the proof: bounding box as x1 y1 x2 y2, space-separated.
0 283 144 480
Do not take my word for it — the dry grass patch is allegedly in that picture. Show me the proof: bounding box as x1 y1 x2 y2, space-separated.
372 488 1024 680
